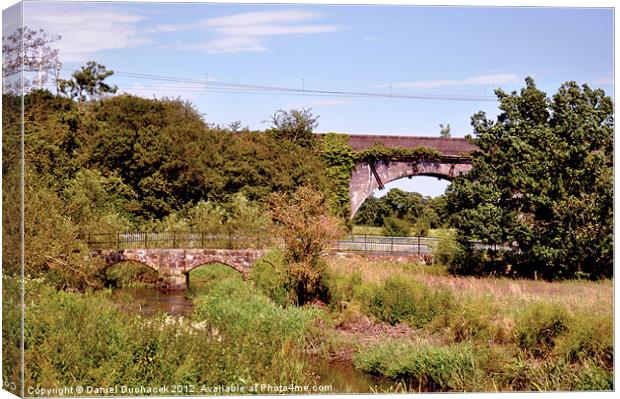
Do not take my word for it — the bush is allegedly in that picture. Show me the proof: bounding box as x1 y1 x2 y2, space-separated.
515 303 572 357
501 357 613 391
250 250 290 306
22 275 325 390
323 270 364 311
353 341 478 391
412 219 430 237
554 313 613 369
433 231 463 267
443 300 513 345
381 217 411 237
364 276 453 328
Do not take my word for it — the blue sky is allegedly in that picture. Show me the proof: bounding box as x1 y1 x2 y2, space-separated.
4 1 615 197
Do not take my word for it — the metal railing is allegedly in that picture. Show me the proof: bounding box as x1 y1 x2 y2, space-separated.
85 231 271 250
334 235 438 255
86 231 442 254
86 231 514 254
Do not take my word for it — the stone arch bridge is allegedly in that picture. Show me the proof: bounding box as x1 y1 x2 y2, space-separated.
95 248 264 290
340 135 476 217
88 232 267 290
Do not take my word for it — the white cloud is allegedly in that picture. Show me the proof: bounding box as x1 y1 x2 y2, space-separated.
146 23 194 33
364 36 380 42
215 24 340 36
390 73 520 89
182 9 343 54
201 10 321 27
24 6 147 62
183 36 266 53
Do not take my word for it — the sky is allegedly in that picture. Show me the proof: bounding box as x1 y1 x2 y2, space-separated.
2 0 615 198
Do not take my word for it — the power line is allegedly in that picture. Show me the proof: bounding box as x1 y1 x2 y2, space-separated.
57 67 498 102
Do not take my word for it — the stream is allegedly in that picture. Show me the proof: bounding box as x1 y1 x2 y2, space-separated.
109 286 397 393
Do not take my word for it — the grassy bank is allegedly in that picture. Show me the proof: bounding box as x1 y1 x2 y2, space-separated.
11 264 328 394
7 256 613 394
322 256 613 392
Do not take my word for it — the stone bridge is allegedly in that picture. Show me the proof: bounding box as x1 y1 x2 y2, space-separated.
342 134 476 217
95 248 265 290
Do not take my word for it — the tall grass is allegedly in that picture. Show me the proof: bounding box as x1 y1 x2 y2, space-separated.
353 341 478 391
20 266 327 392
324 257 614 392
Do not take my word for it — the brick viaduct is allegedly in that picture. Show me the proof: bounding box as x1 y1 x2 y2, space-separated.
342 134 476 217
92 134 476 290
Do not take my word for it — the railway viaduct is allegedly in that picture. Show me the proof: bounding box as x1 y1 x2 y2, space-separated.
340 134 476 217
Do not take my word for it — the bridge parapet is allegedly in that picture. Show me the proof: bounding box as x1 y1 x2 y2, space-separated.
87 231 272 251
98 248 265 290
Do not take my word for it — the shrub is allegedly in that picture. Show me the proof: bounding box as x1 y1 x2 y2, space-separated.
444 300 513 344
22 275 325 390
433 231 463 267
412 219 430 237
515 303 572 357
501 356 613 391
554 313 613 369
364 276 453 328
323 270 364 311
250 250 290 307
381 217 411 237
353 341 477 391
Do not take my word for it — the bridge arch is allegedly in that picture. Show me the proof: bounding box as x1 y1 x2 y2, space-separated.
98 250 160 273
95 248 264 290
184 260 246 275
349 159 472 218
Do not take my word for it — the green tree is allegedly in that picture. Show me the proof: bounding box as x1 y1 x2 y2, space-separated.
268 108 319 148
58 61 118 102
269 186 343 305
446 78 613 280
439 123 451 138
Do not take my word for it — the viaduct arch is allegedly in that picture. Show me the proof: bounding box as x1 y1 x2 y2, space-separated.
341 135 476 217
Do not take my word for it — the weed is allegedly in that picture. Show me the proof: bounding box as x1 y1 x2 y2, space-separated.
353 341 478 391
364 276 453 328
515 303 572 358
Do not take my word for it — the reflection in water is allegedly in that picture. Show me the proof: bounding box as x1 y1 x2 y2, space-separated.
314 358 400 393
110 287 194 317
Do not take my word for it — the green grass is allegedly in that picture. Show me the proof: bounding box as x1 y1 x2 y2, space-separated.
353 341 478 392
16 267 328 393
324 257 614 392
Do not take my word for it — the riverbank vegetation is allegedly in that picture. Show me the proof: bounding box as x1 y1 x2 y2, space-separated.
2 58 614 394
322 257 613 391
6 256 611 393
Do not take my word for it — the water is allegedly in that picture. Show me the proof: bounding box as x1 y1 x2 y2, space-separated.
110 287 194 317
109 286 399 393
314 359 399 393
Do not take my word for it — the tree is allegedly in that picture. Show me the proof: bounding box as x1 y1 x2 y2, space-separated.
269 186 343 305
2 26 62 93
446 78 613 280
58 61 118 103
439 123 451 138
268 108 319 148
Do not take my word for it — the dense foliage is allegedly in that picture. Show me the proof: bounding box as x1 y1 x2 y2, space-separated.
321 133 357 219
2 89 328 288
4 270 325 394
269 186 343 305
354 188 449 235
446 78 613 280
